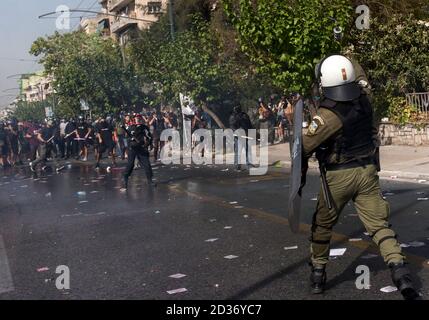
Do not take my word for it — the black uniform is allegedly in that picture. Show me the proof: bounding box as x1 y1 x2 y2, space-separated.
124 124 154 188
229 109 253 168
65 121 76 158
76 122 89 152
98 123 115 154
0 124 8 163
31 126 56 169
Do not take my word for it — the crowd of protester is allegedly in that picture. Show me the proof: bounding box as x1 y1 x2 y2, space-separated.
0 95 311 170
0 110 180 170
255 94 314 144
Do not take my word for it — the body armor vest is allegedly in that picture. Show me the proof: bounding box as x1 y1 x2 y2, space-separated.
318 94 375 164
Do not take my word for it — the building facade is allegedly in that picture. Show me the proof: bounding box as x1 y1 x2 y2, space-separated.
103 0 168 44
20 72 54 103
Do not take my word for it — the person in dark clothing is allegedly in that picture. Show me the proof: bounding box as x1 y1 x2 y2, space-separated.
229 105 254 171
6 121 19 165
17 123 28 165
123 115 155 189
25 122 39 161
0 122 9 168
148 112 165 161
74 116 90 161
30 120 62 172
95 119 116 170
64 118 76 159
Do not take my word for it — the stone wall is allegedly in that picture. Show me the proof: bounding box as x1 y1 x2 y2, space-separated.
379 123 429 146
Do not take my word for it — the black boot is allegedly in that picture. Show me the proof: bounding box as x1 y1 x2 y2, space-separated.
310 264 326 294
389 262 419 300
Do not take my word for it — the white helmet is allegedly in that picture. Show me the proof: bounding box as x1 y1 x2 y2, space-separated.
315 55 361 102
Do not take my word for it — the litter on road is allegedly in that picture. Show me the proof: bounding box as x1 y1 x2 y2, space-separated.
329 248 347 256
224 255 238 259
380 286 398 293
169 274 187 279
224 226 233 229
37 267 49 272
205 238 219 242
284 246 298 250
407 241 426 247
167 288 188 295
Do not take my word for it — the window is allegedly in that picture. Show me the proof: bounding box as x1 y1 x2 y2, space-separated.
147 2 162 14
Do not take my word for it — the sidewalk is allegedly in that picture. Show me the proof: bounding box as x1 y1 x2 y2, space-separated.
268 143 429 182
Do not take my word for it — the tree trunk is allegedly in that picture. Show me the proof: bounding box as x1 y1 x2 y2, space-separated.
201 103 226 129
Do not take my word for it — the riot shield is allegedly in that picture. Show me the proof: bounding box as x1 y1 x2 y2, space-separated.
288 99 304 233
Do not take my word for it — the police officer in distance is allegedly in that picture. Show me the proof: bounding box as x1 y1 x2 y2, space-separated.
123 114 155 189
299 55 419 299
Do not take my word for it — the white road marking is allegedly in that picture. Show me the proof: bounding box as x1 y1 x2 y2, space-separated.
0 235 14 294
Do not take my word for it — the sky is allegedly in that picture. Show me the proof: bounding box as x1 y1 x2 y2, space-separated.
0 0 101 109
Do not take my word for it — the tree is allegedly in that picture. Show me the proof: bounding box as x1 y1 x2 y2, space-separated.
350 14 429 119
12 100 46 122
30 31 142 117
223 0 353 94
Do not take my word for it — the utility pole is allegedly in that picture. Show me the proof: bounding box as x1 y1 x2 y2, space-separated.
168 0 175 41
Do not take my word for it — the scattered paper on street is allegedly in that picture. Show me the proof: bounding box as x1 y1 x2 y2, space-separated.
169 274 187 279
380 286 398 293
224 255 238 259
329 248 347 256
37 267 49 272
167 288 188 295
284 246 298 250
407 241 426 247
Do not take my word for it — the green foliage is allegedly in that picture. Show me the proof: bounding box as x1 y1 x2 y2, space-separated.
385 96 421 125
223 0 353 94
129 13 277 115
30 31 142 117
350 14 429 121
12 100 47 122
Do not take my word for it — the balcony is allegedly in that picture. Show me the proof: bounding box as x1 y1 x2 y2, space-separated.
97 14 110 24
110 12 138 34
109 0 134 12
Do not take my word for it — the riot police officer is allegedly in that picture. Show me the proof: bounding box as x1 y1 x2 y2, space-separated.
123 114 155 189
30 120 62 172
301 55 418 299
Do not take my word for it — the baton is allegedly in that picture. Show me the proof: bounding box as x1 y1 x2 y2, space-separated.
64 132 74 139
